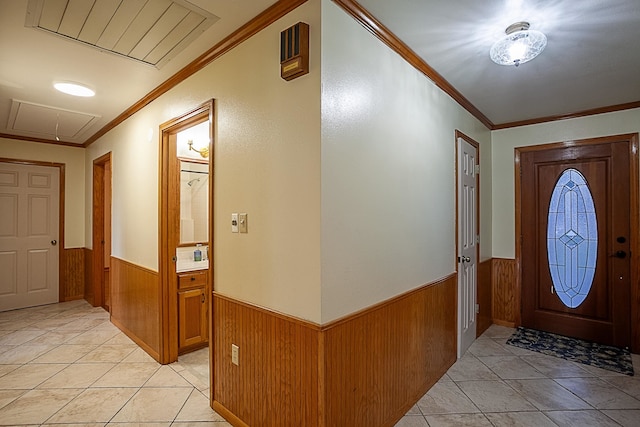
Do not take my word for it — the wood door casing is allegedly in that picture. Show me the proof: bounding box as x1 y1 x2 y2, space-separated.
92 152 112 310
520 140 631 347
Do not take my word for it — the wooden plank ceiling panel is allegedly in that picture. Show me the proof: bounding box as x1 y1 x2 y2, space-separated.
37 0 66 32
129 2 189 61
77 0 122 45
95 0 147 51
57 0 94 39
26 0 219 68
144 12 205 65
112 0 171 56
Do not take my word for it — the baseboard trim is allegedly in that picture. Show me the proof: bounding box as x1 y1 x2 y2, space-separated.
111 316 161 362
212 401 250 427
492 319 516 328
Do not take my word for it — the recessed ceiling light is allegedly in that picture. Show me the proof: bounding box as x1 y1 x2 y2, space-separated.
54 82 95 97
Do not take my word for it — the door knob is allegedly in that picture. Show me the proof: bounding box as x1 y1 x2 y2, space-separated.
458 256 471 263
51 240 57 246
612 250 627 259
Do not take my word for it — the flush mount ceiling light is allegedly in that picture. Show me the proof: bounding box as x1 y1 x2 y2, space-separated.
54 81 95 97
490 21 547 67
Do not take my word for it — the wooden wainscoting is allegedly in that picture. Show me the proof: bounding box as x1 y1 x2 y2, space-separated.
492 258 517 327
477 259 493 337
323 274 457 427
61 248 85 301
212 274 457 427
212 294 320 427
84 248 94 305
110 256 161 361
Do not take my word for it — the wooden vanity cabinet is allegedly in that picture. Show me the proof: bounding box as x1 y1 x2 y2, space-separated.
177 270 208 353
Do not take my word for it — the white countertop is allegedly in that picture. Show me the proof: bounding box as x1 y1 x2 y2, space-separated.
176 259 209 273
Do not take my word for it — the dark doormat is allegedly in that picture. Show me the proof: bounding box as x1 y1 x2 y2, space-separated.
506 327 634 376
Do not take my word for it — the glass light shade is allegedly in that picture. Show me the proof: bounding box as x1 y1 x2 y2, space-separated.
490 29 547 66
54 82 95 97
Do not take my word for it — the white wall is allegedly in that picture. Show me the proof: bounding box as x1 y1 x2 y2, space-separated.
319 0 491 323
491 107 640 258
86 1 322 322
0 137 85 248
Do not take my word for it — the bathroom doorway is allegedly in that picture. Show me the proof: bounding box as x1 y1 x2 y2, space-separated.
159 100 213 364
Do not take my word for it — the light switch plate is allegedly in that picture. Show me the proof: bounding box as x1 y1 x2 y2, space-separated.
239 213 248 233
231 213 238 233
231 344 239 365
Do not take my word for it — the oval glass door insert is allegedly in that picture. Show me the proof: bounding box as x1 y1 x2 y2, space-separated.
547 168 597 308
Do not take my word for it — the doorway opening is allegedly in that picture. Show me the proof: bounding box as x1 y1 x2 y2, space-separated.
92 153 112 311
515 133 639 352
159 100 213 365
455 131 480 358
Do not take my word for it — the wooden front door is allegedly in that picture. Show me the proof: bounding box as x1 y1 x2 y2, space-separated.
520 139 631 348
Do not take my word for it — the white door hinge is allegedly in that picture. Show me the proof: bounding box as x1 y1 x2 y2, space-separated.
474 164 480 174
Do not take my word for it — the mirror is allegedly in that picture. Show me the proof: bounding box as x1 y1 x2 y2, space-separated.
180 160 209 244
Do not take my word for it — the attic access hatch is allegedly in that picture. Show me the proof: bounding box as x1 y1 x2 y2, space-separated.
24 0 220 69
8 99 100 143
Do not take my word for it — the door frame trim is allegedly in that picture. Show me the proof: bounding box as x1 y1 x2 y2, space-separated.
92 152 112 308
454 130 480 354
0 157 65 302
514 133 639 351
159 99 214 364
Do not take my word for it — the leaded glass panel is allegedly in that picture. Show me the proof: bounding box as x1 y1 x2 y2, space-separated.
547 168 597 308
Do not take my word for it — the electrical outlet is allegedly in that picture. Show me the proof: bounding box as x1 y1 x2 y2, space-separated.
231 213 238 233
231 344 239 365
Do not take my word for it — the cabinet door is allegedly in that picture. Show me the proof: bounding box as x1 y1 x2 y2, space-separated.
178 287 208 349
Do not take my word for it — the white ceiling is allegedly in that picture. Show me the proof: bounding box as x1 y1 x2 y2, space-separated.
1 0 639 145
356 0 640 126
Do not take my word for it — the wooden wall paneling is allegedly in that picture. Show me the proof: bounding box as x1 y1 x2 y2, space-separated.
110 256 161 361
62 248 85 300
212 276 457 427
477 259 493 336
492 258 516 326
84 248 93 305
322 275 457 427
212 293 320 427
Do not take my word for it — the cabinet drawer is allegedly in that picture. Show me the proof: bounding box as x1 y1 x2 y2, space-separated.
178 271 207 289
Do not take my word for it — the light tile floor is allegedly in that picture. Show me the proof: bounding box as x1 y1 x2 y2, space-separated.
2 301 640 426
0 300 229 426
396 324 640 427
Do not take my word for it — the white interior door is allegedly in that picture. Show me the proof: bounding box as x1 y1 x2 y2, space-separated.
0 162 59 311
457 138 478 358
